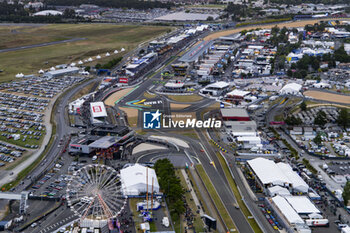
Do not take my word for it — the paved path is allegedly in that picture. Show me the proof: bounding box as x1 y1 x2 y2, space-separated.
0 38 86 53
181 169 203 215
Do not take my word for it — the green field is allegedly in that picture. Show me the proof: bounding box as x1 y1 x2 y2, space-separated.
167 94 203 102
0 24 170 82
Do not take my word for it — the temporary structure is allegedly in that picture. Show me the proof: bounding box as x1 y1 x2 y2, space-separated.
120 164 160 196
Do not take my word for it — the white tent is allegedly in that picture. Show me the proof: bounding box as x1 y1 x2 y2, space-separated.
313 82 331 88
33 10 62 16
78 60 83 65
284 196 321 214
120 164 160 196
277 162 309 193
96 55 101 59
272 195 304 225
88 57 93 62
50 67 56 71
70 62 76 67
15 73 24 78
279 83 302 95
121 48 125 52
247 158 288 187
114 50 119 54
105 52 110 57
38 69 44 74
268 186 291 197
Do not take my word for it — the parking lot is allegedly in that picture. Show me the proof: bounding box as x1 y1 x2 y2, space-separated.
0 75 85 168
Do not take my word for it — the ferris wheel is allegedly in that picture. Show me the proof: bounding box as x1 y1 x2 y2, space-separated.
66 164 127 220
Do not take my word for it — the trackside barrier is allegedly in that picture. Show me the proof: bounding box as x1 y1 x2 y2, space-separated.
192 166 229 233
220 152 268 233
145 138 179 152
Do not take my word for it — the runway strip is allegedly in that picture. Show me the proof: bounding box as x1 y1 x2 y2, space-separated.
0 38 86 53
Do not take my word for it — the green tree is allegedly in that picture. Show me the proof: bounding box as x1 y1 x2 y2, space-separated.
334 46 350 63
154 159 185 219
285 116 302 125
313 133 322 145
84 66 90 72
314 110 327 126
95 63 102 69
337 108 350 129
343 181 350 206
300 101 307 111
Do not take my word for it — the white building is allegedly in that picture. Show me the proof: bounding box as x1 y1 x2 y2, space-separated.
279 83 302 95
33 10 63 16
271 195 305 225
268 186 291 197
120 164 160 196
247 158 309 193
200 81 229 96
90 102 107 124
284 196 321 215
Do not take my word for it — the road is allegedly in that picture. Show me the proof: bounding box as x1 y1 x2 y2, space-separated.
111 43 266 233
206 124 276 233
0 38 86 53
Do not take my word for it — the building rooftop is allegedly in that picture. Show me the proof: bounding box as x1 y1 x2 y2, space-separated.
155 12 219 21
88 136 117 149
220 108 249 118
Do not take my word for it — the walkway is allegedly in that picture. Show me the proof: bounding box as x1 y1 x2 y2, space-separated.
181 169 203 215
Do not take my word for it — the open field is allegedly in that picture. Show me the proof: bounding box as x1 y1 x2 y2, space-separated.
69 79 96 102
308 103 350 109
119 107 139 127
204 18 350 41
129 198 146 233
104 88 134 106
304 90 350 105
167 95 203 102
0 24 170 82
144 92 156 99
170 103 190 110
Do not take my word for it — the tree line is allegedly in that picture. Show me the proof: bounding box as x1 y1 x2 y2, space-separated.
269 0 349 4
44 0 174 9
154 159 185 221
0 2 89 23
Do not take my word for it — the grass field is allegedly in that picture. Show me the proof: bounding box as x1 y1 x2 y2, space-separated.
167 95 203 102
129 198 145 233
69 79 96 102
0 24 170 82
196 164 236 232
144 92 156 99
